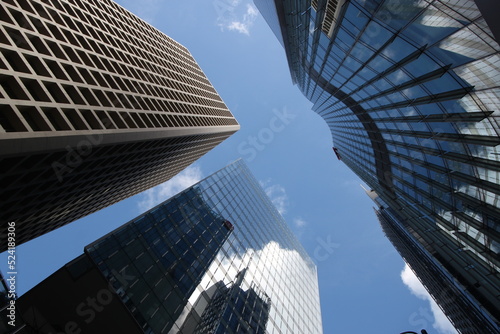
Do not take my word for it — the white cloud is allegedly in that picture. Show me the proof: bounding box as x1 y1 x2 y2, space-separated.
294 218 307 228
217 2 258 36
260 180 288 215
401 264 458 334
137 165 203 212
227 21 251 35
196 241 312 306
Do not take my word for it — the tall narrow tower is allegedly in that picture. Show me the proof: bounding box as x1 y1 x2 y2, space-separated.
0 0 239 249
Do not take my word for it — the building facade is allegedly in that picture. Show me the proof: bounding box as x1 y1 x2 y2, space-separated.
255 0 500 332
15 160 323 334
192 269 271 334
0 0 239 250
368 189 498 333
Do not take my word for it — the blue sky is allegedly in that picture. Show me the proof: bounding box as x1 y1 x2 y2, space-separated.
1 1 458 333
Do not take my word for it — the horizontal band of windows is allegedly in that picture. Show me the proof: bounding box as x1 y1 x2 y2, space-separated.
363 87 474 112
373 111 494 123
342 46 427 99
392 154 500 197
357 65 452 104
393 175 500 253
385 140 500 171
381 129 500 146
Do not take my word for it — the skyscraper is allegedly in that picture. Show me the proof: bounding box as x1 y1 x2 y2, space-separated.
255 0 500 332
14 160 323 334
0 0 239 250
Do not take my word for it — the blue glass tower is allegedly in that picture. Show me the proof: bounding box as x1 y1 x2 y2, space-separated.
255 0 500 332
15 160 323 334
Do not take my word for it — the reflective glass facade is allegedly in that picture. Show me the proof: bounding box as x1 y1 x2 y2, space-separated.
192 269 270 334
15 160 323 334
85 187 233 333
371 190 498 333
256 0 499 332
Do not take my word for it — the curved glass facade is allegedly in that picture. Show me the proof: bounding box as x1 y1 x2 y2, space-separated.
256 0 499 332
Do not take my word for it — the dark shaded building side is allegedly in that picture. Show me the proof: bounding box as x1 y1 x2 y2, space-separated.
15 255 145 334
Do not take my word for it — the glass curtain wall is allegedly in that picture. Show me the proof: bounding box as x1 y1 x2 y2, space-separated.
255 0 500 332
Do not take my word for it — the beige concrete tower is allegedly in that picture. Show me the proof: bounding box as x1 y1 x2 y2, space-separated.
0 0 239 249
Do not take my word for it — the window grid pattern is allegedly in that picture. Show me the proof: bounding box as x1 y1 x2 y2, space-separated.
87 186 233 333
255 0 500 331
0 0 238 133
85 160 322 334
0 0 239 250
193 273 271 334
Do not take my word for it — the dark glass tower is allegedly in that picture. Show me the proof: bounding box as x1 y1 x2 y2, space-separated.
84 187 233 333
0 0 239 250
14 160 323 334
255 0 500 332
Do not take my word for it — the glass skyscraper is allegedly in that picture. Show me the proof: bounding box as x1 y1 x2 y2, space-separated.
255 0 499 332
0 0 239 250
15 160 323 334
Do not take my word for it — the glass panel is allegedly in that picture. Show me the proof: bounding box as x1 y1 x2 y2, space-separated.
403 5 462 47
